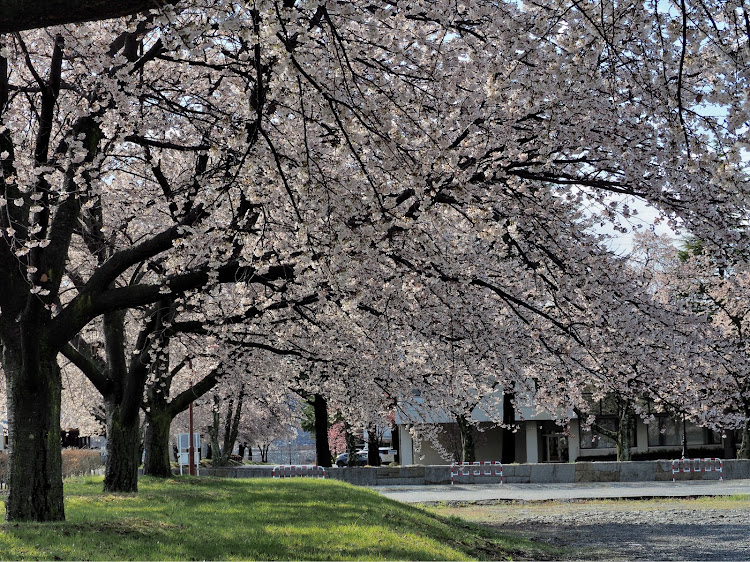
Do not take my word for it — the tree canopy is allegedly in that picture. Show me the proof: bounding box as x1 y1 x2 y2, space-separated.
1 0 749 521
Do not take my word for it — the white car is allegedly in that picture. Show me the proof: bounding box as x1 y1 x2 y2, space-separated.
335 447 397 466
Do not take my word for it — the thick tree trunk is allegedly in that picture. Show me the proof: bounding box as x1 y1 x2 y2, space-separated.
501 391 516 464
313 394 331 467
103 400 141 492
456 415 476 463
3 344 65 521
143 410 173 477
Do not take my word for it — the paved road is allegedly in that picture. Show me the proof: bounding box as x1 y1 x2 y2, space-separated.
373 478 750 503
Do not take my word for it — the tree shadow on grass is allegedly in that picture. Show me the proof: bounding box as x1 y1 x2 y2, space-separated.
0 477 544 560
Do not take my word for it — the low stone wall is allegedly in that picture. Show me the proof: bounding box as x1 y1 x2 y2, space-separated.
198 459 750 485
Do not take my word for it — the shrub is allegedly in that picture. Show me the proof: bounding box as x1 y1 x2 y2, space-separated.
0 449 103 493
62 449 105 478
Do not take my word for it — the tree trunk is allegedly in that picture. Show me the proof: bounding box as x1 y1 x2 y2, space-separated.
738 418 750 460
616 406 634 462
209 394 224 466
501 391 516 464
103 400 141 493
344 423 358 466
367 428 381 466
208 391 244 467
3 342 65 521
615 400 635 461
723 427 737 460
258 443 269 463
456 415 476 463
313 394 331 467
577 398 635 462
143 409 173 477
142 361 220 475
222 390 244 463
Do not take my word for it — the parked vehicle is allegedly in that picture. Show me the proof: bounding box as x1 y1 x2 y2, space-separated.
377 447 397 464
335 447 397 467
335 451 368 467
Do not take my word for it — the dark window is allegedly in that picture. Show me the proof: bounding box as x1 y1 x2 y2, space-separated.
580 417 616 449
646 416 721 447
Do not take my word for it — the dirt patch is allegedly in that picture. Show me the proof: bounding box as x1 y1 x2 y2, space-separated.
431 497 750 560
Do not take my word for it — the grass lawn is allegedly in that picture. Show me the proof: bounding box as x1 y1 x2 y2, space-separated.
0 476 553 560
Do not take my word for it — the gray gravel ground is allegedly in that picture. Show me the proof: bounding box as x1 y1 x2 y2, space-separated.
434 499 750 560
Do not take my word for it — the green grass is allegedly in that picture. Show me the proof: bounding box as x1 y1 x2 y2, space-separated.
0 477 552 560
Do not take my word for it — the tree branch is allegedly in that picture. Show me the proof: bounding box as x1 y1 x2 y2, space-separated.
167 367 220 417
49 261 294 347
60 338 112 396
0 1 182 34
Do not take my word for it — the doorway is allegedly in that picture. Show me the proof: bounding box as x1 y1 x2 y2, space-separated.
540 421 569 462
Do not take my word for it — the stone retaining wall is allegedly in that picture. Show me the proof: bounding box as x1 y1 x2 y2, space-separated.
198 459 750 485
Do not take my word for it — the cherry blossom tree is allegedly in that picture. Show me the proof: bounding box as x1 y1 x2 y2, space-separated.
631 232 750 458
1 0 749 523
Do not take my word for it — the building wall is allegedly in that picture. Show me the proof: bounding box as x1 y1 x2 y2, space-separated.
399 416 724 465
400 422 517 464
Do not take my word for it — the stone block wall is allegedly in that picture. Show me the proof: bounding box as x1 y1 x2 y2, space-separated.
198 459 750 485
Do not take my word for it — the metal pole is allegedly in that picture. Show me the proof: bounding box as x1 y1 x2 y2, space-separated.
188 383 196 475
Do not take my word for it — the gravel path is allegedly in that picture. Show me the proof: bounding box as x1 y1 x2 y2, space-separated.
443 499 750 560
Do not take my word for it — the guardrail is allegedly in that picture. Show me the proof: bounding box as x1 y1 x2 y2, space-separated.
450 461 503 485
672 457 723 482
272 464 327 479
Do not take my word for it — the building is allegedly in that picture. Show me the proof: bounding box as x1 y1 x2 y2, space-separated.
396 392 724 464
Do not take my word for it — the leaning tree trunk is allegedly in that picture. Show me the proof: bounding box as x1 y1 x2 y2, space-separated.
103 400 142 493
143 409 173 477
3 339 65 521
313 394 331 467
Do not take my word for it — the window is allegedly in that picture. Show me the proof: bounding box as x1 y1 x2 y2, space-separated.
579 417 618 449
647 416 681 447
646 416 722 447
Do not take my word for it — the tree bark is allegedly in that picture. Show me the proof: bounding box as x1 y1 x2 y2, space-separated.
103 399 141 493
3 340 65 521
313 394 331 467
143 409 173 477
